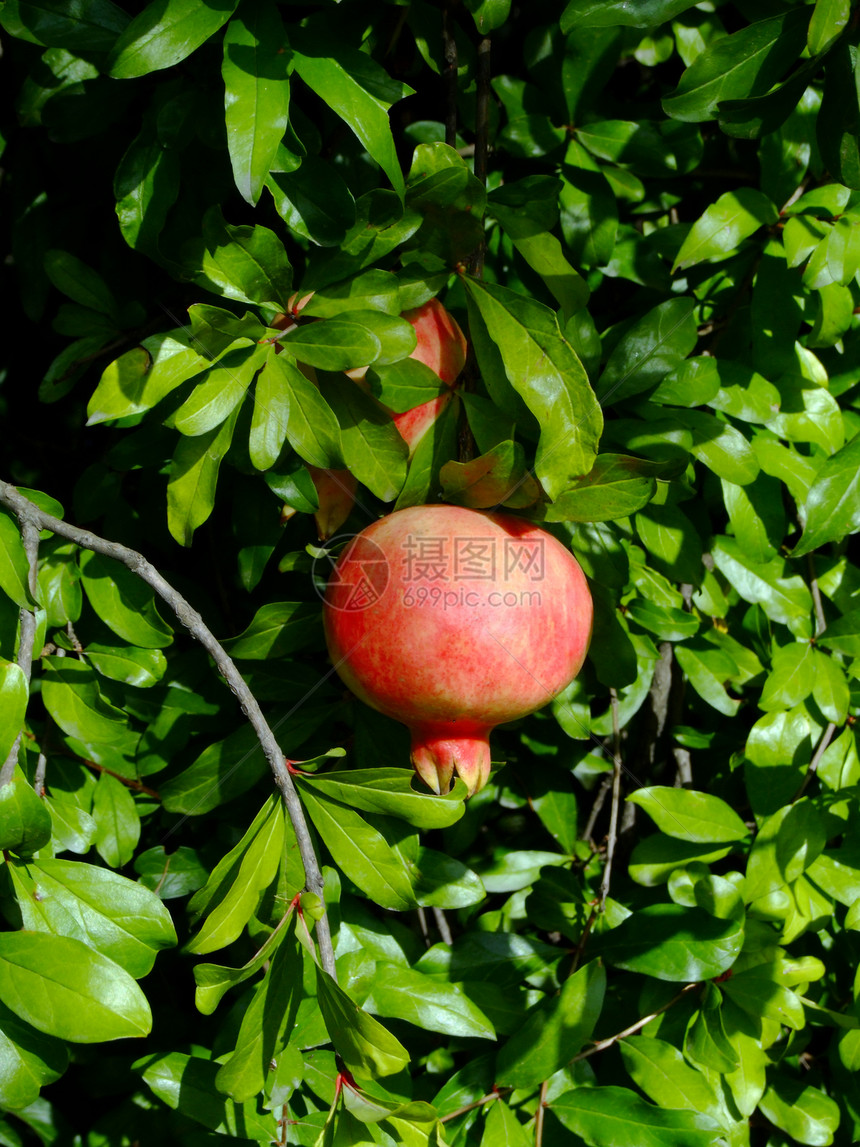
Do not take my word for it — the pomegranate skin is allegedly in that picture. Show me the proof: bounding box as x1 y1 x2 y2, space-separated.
323 505 593 795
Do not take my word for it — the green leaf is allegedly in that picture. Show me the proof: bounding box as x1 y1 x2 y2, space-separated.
758 1077 840 1146
159 724 270 815
809 0 851 56
792 431 860 556
9 858 176 978
44 250 118 319
599 298 698 405
627 788 748 844
261 349 342 470
296 769 465 830
712 537 813 633
78 551 173 648
215 925 302 1101
268 156 357 247
0 996 68 1111
0 661 28 770
562 0 697 30
194 211 292 309
222 0 289 207
673 189 778 272
620 1036 722 1120
575 119 703 178
540 454 663 523
760 643 815 711
550 1085 722 1147
93 772 140 868
496 960 605 1090
84 643 167 688
360 963 495 1041
40 657 129 745
0 932 150 1042
134 845 208 900
0 0 129 51
281 320 381 373
87 332 211 425
316 372 407 501
439 441 540 510
186 795 284 955
173 344 265 437
595 904 743 981
722 966 805 1031
663 10 808 122
249 351 291 470
167 403 241 546
315 965 410 1079
464 279 602 496
289 31 413 199
0 770 53 856
684 983 738 1074
108 0 240 78
221 602 321 659
140 1052 276 1139
299 787 417 911
114 123 180 257
817 30 860 190
193 909 292 1014
0 512 33 609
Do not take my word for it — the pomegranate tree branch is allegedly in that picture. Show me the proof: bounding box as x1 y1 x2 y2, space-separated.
442 2 459 149
0 480 337 979
0 516 40 787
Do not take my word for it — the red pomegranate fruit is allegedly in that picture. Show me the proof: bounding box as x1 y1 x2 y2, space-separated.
323 505 593 796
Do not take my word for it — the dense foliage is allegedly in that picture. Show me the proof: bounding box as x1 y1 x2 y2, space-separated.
2 0 860 1143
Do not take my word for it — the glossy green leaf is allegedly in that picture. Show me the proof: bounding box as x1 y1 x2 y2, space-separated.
759 643 815 711
114 124 180 256
0 0 129 51
221 602 321 659
663 10 808 122
186 795 284 954
792 431 860 556
10 858 176 978
173 344 265 437
78 551 173 648
93 772 140 868
673 189 777 271
40 657 129 745
108 0 240 78
0 512 32 609
758 1077 840 1146
87 332 211 425
194 212 292 309
817 30 860 190
360 962 495 1040
299 787 417 911
599 298 698 405
84 643 166 688
0 770 52 856
620 1037 722 1121
222 0 289 207
140 1053 275 1139
440 440 540 510
0 661 28 770
316 372 407 501
464 278 602 496
289 31 412 199
159 724 269 815
550 1085 722 1147
496 959 604 1089
315 965 410 1080
595 904 743 981
627 788 748 845
296 769 464 830
0 932 150 1043
167 403 241 546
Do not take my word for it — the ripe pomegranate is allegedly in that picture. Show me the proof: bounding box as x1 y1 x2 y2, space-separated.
323 505 592 796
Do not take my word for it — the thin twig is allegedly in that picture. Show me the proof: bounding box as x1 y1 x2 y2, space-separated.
807 553 827 637
439 1089 506 1123
416 906 432 947
570 982 700 1064
33 752 47 796
581 773 612 844
467 36 492 280
0 518 41 787
794 721 838 801
432 906 453 945
0 480 337 980
598 691 623 910
535 1080 548 1147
